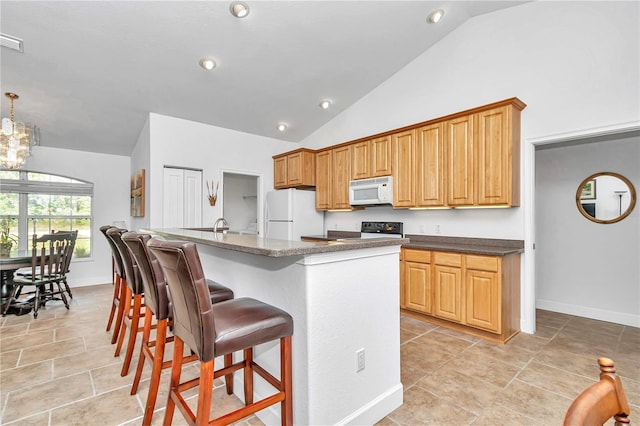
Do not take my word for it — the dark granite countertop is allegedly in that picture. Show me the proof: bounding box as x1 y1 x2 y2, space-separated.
142 228 406 258
403 235 524 256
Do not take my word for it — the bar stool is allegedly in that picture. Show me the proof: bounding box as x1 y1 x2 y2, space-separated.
148 239 294 426
100 225 126 343
107 227 146 376
122 232 234 426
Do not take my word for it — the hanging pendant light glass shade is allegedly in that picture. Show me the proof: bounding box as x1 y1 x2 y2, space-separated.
0 92 39 169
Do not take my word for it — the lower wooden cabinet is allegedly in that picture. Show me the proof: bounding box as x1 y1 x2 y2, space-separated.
401 248 520 343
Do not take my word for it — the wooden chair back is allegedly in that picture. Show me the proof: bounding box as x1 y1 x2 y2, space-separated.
563 357 630 426
27 232 75 282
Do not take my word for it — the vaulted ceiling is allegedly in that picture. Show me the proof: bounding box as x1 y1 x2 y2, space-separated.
1 1 527 156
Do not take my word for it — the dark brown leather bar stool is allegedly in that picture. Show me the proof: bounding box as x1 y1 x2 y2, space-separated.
107 227 146 376
122 232 234 426
100 225 126 343
148 239 294 426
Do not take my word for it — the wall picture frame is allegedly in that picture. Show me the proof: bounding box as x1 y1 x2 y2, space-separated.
131 169 145 217
580 178 596 200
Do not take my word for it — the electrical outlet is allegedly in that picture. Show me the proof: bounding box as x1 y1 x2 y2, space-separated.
356 348 365 372
419 224 425 233
435 224 441 234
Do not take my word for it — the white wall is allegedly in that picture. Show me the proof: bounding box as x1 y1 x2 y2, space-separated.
536 136 639 326
130 117 151 231
144 113 298 230
26 145 131 287
299 1 640 328
223 173 258 232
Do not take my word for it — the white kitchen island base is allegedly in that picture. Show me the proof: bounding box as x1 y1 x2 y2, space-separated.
195 243 403 425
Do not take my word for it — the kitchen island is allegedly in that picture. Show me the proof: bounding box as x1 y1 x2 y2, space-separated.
143 228 407 425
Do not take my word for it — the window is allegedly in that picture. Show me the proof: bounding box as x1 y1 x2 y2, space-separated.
0 170 93 258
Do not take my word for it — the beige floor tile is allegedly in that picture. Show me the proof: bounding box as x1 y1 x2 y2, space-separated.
434 326 483 343
90 361 134 394
0 329 54 353
505 332 549 353
0 323 28 339
464 339 536 369
401 341 454 375
411 329 475 355
498 379 572 424
536 309 571 329
400 328 419 344
546 333 617 359
1 314 34 328
1 410 50 426
440 350 521 388
472 402 539 425
0 349 20 371
18 337 85 366
53 345 121 378
564 316 625 337
558 326 622 347
416 367 503 415
387 385 477 425
399 316 438 335
374 416 400 426
533 323 561 339
2 371 93 423
0 359 53 395
50 385 143 425
534 345 606 378
516 361 597 399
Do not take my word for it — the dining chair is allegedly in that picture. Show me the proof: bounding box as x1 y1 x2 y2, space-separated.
3 232 74 318
51 229 78 299
563 357 630 425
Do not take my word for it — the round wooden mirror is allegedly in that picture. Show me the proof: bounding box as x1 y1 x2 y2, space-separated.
576 172 637 224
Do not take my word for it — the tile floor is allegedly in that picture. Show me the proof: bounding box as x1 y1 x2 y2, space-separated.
0 284 638 425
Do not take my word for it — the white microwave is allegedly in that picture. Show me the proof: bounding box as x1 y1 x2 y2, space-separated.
349 176 393 206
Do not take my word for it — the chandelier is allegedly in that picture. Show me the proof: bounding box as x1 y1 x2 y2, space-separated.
0 92 39 169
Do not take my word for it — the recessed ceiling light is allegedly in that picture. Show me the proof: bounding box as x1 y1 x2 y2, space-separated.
319 100 332 110
427 9 445 24
199 58 216 70
230 1 250 18
277 123 287 132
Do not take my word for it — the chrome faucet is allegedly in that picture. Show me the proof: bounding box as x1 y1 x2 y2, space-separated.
213 217 229 233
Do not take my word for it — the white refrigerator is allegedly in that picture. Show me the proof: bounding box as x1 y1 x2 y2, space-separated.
265 189 324 240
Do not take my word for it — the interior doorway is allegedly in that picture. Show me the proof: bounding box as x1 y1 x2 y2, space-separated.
221 171 263 235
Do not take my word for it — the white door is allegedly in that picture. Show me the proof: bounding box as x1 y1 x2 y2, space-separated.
163 167 202 228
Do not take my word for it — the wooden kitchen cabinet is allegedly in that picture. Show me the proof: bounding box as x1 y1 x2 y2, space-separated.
433 252 463 323
351 135 392 180
315 146 351 210
315 149 332 210
415 122 445 207
392 129 415 207
446 114 475 206
476 105 521 206
402 249 432 314
400 247 521 343
273 148 315 189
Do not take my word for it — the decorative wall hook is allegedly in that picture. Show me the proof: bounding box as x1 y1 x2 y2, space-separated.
206 180 219 206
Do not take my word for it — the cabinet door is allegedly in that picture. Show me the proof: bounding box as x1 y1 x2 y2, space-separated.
315 150 332 210
434 264 463 322
371 136 392 177
392 129 415 207
416 122 445 206
332 146 351 209
476 106 512 205
286 152 303 186
350 141 370 180
465 268 500 332
274 156 287 189
405 261 432 314
163 167 202 228
446 115 474 206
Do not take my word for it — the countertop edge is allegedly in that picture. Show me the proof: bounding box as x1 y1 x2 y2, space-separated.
142 228 407 258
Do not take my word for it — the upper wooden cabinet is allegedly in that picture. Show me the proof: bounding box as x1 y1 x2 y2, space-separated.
351 135 392 180
392 129 415 208
415 122 445 207
315 146 351 210
273 148 316 189
446 115 475 206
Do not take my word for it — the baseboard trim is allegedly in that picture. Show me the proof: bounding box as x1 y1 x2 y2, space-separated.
536 299 640 327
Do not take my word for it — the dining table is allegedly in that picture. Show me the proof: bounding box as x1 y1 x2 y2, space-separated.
1 250 34 313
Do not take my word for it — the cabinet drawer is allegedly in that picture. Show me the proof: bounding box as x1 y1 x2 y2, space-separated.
466 255 499 272
403 249 431 263
433 252 462 267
